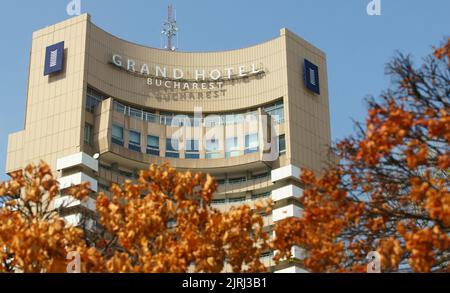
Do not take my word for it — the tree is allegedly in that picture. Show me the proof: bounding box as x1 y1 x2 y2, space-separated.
0 163 270 273
0 163 102 272
273 39 450 272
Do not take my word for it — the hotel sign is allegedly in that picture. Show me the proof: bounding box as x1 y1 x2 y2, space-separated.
110 54 265 91
44 41 65 76
304 59 320 95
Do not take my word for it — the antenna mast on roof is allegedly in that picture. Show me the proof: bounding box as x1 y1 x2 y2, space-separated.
161 4 178 51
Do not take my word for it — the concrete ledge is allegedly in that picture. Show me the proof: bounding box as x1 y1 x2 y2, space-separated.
59 172 98 192
272 204 302 222
271 164 300 183
271 184 303 201
56 152 98 172
54 195 96 212
275 266 308 273
64 213 95 230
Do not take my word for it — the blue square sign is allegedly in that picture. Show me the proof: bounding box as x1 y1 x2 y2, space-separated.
44 41 65 76
304 59 320 95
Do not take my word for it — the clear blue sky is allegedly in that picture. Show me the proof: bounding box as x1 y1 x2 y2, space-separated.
0 0 449 180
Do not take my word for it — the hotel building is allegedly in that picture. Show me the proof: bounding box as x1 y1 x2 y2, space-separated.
6 14 331 272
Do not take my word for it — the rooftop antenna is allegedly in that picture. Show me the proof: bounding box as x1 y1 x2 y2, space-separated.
161 4 178 51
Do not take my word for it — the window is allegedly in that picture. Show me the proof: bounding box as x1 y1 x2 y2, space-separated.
228 176 246 184
146 135 160 156
145 112 158 124
84 123 93 146
160 112 174 125
205 152 222 159
205 138 222 159
252 172 270 180
113 101 158 123
185 139 199 159
113 101 126 114
118 169 132 177
128 131 141 152
166 138 179 158
99 164 112 171
85 88 103 113
129 108 143 120
98 183 110 192
216 179 226 185
245 133 259 154
212 199 226 205
112 124 124 146
224 113 245 125
264 100 284 124
184 115 201 127
278 134 286 154
226 137 239 158
228 197 246 203
252 191 271 200
204 116 223 128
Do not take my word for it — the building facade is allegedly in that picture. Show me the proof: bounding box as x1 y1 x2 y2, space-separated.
6 14 331 272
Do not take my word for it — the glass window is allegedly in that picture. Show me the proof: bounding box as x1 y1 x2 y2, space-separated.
278 134 286 154
160 112 174 126
216 179 226 185
252 191 271 200
185 139 199 159
128 130 141 152
185 153 200 159
113 101 126 114
205 138 221 158
204 116 223 128
86 88 104 113
228 196 246 203
119 169 132 177
205 152 222 159
166 138 179 158
186 139 199 152
166 138 179 152
84 123 93 146
224 113 245 125
145 112 158 123
129 108 143 120
252 172 270 180
264 100 284 124
146 135 160 156
212 199 226 205
206 138 219 152
166 152 179 158
228 177 246 184
245 133 259 154
226 137 239 158
112 124 124 146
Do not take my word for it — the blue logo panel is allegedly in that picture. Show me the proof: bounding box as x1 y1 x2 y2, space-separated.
304 59 320 95
44 41 65 76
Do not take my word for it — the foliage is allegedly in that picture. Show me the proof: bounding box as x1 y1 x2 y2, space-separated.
0 164 269 273
273 39 450 272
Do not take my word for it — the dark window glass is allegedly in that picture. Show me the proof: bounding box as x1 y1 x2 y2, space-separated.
84 123 93 146
112 124 124 146
245 133 259 154
279 134 286 154
146 135 160 156
128 131 141 152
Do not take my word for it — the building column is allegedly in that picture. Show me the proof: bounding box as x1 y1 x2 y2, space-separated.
271 164 307 273
55 152 99 229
